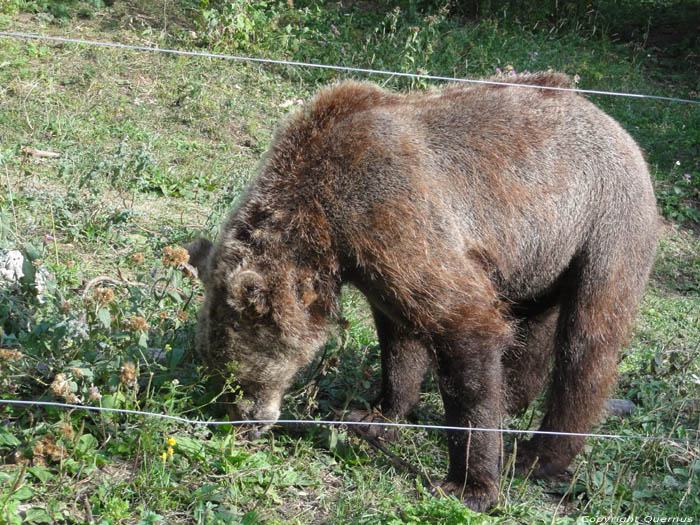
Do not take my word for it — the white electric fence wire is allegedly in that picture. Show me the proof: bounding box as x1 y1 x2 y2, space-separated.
2 400 699 444
1 31 699 105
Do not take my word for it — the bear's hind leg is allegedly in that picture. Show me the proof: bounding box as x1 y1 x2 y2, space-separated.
503 305 559 415
517 249 651 478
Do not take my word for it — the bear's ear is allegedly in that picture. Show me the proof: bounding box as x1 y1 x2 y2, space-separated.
228 269 269 317
187 238 214 281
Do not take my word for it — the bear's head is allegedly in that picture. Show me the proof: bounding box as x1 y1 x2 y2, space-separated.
188 237 329 436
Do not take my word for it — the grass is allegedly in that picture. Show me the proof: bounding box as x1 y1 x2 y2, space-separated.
0 1 699 523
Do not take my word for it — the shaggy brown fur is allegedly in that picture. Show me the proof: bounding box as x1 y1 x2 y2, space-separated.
189 73 658 512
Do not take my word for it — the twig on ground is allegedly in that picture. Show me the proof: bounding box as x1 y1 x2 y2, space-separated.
82 274 145 297
131 221 160 236
21 146 61 158
82 493 94 524
350 424 433 489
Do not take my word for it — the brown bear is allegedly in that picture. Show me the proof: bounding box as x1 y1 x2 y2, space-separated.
188 72 658 512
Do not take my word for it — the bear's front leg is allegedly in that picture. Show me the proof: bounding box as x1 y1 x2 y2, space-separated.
432 332 505 513
372 306 430 416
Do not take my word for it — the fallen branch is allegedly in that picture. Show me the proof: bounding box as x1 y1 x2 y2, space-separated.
21 146 61 158
83 268 195 300
82 274 144 297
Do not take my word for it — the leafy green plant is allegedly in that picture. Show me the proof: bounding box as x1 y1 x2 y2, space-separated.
200 0 278 50
80 141 159 205
657 170 700 223
0 0 23 14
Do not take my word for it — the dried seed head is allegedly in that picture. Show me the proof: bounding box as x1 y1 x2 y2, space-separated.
46 441 67 461
12 450 30 465
127 316 148 332
34 435 67 462
94 287 115 305
0 349 23 361
162 246 189 267
65 393 81 405
120 362 137 388
58 422 75 441
32 439 45 458
49 373 72 398
132 252 145 265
